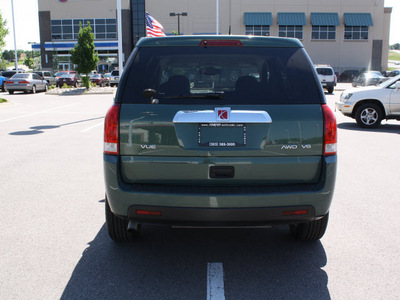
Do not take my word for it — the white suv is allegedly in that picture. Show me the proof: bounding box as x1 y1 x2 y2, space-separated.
336 75 400 128
110 70 119 87
315 65 336 94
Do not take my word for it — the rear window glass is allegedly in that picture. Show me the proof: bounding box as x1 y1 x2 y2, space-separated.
12 74 29 79
316 68 333 76
120 46 322 105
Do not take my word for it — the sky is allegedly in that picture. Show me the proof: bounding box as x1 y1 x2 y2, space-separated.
1 0 400 51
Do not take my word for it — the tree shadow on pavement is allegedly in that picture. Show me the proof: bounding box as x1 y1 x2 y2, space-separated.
61 224 329 300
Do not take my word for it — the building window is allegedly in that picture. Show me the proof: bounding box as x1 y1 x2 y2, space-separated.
312 26 336 40
51 18 117 41
245 25 270 36
279 25 303 39
344 26 369 40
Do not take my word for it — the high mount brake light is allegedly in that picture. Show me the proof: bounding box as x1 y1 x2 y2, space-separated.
199 40 243 47
322 104 337 156
104 103 120 155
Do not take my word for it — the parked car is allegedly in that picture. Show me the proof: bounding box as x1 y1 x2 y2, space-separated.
388 70 400 77
0 74 6 92
315 64 336 94
55 71 77 79
1 71 19 80
57 73 81 88
90 74 109 86
5 73 48 94
352 71 383 87
340 70 360 82
33 71 57 86
336 75 400 128
104 35 337 242
110 69 119 87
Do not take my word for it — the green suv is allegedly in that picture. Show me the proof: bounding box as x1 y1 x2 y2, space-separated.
104 36 337 242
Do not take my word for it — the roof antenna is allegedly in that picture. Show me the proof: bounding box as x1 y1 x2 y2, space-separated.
228 25 231 35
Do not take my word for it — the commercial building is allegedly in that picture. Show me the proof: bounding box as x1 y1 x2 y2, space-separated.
36 0 392 73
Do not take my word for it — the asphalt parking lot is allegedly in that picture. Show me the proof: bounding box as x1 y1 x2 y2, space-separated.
0 88 399 299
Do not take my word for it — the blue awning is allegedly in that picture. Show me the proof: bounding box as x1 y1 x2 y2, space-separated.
244 13 272 26
344 13 374 26
311 13 340 26
277 13 306 26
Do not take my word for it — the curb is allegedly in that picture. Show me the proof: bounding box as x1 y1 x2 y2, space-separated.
46 87 116 96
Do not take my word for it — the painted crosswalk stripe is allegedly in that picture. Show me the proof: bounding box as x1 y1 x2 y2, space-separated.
207 262 225 300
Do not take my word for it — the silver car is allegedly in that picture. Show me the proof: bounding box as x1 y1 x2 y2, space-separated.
5 73 48 94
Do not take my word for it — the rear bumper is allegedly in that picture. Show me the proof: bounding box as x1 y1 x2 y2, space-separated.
321 81 335 88
104 155 337 224
129 205 318 226
5 84 32 91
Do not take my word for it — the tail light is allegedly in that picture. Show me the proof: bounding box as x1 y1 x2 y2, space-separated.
104 103 120 155
18 80 30 84
322 104 337 156
5 81 13 84
199 40 243 47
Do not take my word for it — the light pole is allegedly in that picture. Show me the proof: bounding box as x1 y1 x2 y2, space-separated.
11 0 18 72
169 12 187 36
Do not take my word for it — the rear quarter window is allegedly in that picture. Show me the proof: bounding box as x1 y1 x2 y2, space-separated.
119 46 323 105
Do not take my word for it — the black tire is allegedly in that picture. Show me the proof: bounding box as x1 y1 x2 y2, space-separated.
355 103 383 128
289 213 329 241
9 90 14 94
327 87 334 94
105 197 139 242
352 81 357 87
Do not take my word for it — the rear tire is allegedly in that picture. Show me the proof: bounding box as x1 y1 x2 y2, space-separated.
327 87 334 94
9 90 14 94
105 197 139 242
289 213 329 241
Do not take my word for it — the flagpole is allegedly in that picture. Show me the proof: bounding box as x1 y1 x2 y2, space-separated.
216 0 219 35
117 0 123 74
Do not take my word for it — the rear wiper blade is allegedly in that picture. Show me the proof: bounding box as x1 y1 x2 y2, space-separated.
163 93 225 99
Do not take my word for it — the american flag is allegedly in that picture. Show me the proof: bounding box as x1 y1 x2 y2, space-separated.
146 12 166 37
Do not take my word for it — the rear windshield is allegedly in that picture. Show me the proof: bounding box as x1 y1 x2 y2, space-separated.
316 68 333 76
12 74 29 79
120 46 322 105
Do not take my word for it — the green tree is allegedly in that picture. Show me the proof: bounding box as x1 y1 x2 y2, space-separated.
70 22 99 88
0 12 9 68
24 57 34 69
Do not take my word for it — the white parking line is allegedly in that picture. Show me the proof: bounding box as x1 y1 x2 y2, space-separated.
207 263 225 300
80 121 104 133
0 103 79 123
